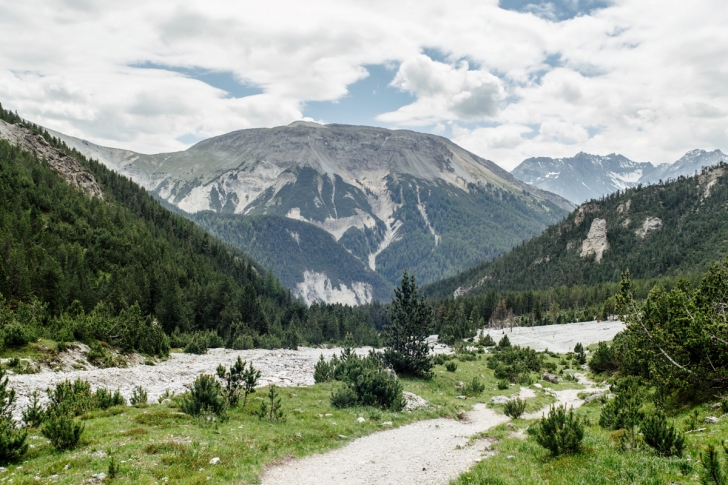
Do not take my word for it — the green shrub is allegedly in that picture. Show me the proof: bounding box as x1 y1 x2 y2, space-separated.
41 414 84 450
181 374 227 421
599 377 644 448
479 334 496 347
433 354 453 366
130 386 148 407
330 386 358 409
46 379 95 417
536 405 584 456
589 342 617 374
255 385 285 422
255 333 282 350
314 354 333 383
21 391 45 428
518 373 534 386
349 368 405 410
2 322 33 348
574 342 586 365
0 369 27 463
699 443 727 485
184 335 208 355
503 398 527 419
108 456 120 479
641 410 685 457
720 398 728 416
241 361 261 408
94 388 126 410
497 379 509 390
231 335 254 350
463 377 485 396
445 362 458 372
497 335 511 348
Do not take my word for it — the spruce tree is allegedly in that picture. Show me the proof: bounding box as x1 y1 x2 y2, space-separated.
383 270 433 379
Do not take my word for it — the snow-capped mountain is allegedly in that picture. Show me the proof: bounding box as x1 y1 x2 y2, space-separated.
512 150 727 204
50 122 573 304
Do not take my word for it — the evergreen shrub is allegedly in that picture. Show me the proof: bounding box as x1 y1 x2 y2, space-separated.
536 405 584 456
641 410 685 457
503 398 527 419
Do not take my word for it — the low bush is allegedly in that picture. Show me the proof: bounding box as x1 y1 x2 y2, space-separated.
536 405 584 456
330 386 358 409
497 379 509 390
497 335 511 348
2 322 34 348
641 410 685 457
181 374 227 421
589 342 618 374
95 388 125 409
433 354 454 365
184 335 208 355
445 362 458 372
231 334 254 350
314 355 333 383
21 391 45 428
463 377 485 396
0 369 27 464
255 385 285 422
46 379 95 417
700 443 727 485
503 398 527 419
573 342 586 365
41 414 84 451
479 334 496 347
130 386 148 407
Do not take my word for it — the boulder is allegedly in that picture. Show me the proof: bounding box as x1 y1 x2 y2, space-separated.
584 392 604 404
705 416 720 424
490 396 510 405
542 373 561 384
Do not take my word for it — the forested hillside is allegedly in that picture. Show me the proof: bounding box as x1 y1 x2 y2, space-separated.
0 105 379 351
425 164 728 301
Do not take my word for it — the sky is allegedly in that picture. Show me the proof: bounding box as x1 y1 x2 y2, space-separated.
1 0 727 170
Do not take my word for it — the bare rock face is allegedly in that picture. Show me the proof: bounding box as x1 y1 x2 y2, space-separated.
0 120 102 199
635 217 662 238
574 203 600 226
580 218 609 262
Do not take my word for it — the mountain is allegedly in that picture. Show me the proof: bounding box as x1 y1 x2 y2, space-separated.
512 149 727 204
0 109 290 342
50 122 574 303
424 163 728 299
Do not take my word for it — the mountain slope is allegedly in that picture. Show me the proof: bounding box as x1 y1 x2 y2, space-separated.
512 149 727 204
52 122 574 302
424 163 728 299
0 109 297 344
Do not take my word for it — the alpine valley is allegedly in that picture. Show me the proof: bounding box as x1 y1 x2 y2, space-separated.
48 122 573 304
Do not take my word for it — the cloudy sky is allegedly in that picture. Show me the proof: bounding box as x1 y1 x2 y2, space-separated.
1 0 726 170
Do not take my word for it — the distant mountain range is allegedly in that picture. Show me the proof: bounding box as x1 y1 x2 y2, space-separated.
512 149 727 204
425 163 728 299
50 122 573 304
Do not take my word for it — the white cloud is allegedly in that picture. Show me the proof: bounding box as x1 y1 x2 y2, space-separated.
0 0 725 170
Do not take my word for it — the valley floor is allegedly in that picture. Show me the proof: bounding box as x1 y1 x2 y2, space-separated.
480 320 625 354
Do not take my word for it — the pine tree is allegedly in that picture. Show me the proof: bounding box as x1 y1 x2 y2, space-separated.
383 270 433 379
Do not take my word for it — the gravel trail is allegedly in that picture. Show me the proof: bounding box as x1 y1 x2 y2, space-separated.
261 376 604 485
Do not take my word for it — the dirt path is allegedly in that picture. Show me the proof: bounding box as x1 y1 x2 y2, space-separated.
261 375 605 485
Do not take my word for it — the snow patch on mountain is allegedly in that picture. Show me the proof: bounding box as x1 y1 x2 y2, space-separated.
294 271 373 306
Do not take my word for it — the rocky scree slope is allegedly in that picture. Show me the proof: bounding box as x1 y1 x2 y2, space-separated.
513 149 727 204
425 164 728 298
51 122 573 304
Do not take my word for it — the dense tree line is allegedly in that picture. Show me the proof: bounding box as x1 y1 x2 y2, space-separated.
425 164 728 299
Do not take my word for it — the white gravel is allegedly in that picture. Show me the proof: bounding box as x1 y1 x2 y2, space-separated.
8 347 371 414
481 320 625 354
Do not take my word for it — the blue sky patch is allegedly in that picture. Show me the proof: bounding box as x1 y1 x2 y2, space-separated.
303 64 415 127
499 0 611 21
131 62 263 98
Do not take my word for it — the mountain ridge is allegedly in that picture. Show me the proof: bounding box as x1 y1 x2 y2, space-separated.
512 149 726 204
48 122 574 303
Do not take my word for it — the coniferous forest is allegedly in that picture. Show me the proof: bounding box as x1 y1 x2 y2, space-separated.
0 105 381 354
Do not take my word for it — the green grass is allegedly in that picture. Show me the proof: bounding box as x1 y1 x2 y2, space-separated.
6 352 566 484
450 388 728 484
